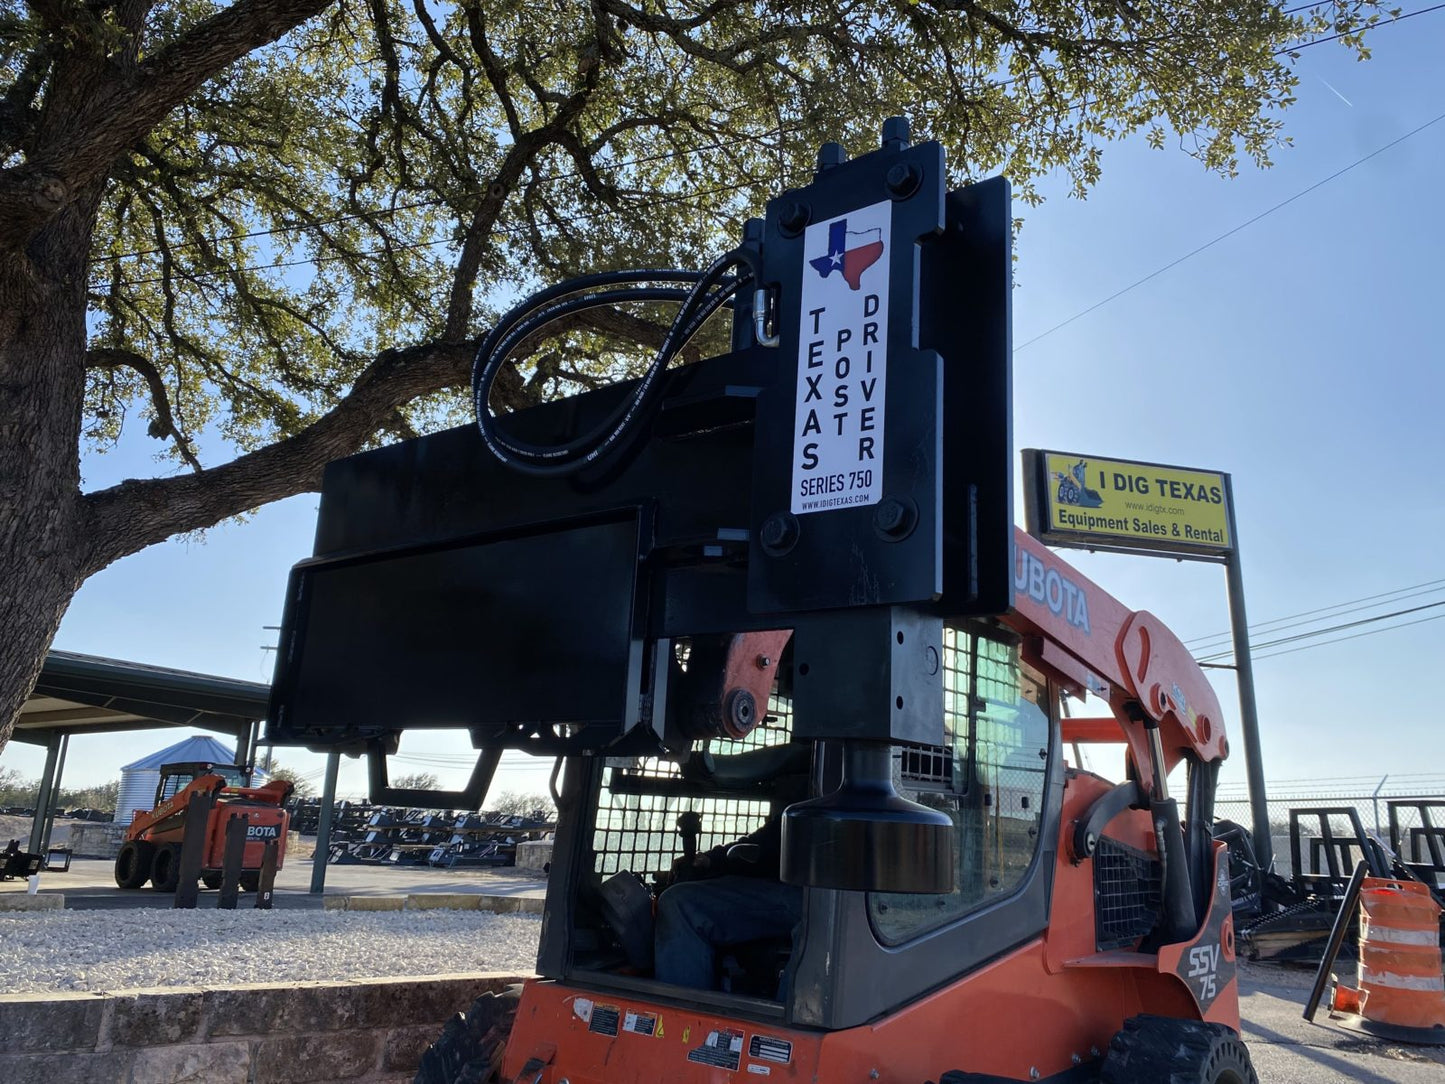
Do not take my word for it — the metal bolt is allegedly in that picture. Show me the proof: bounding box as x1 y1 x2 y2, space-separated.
759 511 800 555
1072 1053 1082 1066
885 161 922 200
881 116 911 150
817 141 846 171
1029 1069 1040 1081
873 497 915 540
869 1071 880 1081
1091 1046 1101 1058
778 199 810 237
756 655 772 669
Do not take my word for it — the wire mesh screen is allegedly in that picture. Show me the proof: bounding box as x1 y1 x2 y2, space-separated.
1094 837 1162 951
591 688 792 877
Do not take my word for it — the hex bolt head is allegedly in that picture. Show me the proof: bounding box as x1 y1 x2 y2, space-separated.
777 200 811 237
759 511 800 555
881 116 911 149
885 161 922 200
872 496 916 540
816 141 847 171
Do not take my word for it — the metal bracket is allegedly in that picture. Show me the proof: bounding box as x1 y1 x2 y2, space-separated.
366 743 502 810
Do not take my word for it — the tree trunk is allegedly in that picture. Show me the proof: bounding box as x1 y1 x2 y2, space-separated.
0 205 93 753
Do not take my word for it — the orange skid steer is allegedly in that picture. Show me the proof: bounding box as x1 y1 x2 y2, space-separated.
113 762 292 893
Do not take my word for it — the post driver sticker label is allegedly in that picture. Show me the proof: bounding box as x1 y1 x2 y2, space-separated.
791 199 891 515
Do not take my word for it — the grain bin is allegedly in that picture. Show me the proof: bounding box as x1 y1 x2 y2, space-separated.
115 735 239 824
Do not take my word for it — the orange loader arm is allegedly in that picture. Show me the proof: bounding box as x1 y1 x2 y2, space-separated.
1004 527 1227 796
125 774 227 842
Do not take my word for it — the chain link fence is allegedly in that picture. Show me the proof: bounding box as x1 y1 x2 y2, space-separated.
1215 774 1445 878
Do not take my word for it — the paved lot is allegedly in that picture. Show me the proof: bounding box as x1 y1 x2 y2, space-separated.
1239 963 1445 1082
2 855 546 909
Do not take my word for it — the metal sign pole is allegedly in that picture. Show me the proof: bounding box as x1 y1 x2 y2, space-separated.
1223 474 1272 873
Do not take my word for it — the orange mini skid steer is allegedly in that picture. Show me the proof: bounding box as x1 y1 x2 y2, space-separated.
113 762 293 893
266 119 1256 1083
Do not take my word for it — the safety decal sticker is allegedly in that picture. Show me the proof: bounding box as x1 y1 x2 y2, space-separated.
747 1065 772 1076
748 1034 793 1064
791 198 891 516
686 1028 744 1071
622 1010 657 1037
587 1003 620 1037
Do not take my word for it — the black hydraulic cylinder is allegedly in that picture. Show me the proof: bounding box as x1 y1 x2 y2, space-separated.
219 814 246 910
1153 797 1199 942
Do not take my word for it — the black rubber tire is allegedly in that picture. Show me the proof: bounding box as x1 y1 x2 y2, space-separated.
114 840 155 889
413 985 522 1084
1101 1014 1258 1084
150 844 181 892
240 871 260 893
201 872 223 890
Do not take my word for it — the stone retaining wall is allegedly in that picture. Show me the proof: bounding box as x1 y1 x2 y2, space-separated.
513 840 552 875
67 823 128 859
0 972 524 1084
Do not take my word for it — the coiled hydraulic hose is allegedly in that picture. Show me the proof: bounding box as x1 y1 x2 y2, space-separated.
471 247 768 477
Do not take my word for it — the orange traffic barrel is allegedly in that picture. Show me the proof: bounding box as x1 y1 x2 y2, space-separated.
1330 878 1445 1045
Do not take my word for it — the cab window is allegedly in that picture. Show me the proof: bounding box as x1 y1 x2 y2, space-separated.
868 626 1051 944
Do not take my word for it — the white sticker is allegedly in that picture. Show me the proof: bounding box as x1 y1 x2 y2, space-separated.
571 997 593 1023
747 1066 772 1076
791 199 891 515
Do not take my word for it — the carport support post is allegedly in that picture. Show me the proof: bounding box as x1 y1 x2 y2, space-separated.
27 732 61 854
40 733 69 851
310 751 341 894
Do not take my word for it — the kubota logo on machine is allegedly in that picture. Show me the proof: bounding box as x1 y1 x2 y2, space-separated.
1013 544 1091 633
246 824 280 839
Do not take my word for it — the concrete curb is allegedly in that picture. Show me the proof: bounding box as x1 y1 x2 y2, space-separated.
0 893 64 911
321 893 543 914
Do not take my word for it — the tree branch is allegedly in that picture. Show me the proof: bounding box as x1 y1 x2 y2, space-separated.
85 346 202 472
0 0 334 248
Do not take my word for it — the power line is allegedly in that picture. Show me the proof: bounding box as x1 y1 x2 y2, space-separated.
1252 609 1445 660
1277 2 1445 54
1184 576 1445 649
1201 597 1445 658
92 179 761 291
1014 106 1445 351
1197 599 1445 663
93 127 796 266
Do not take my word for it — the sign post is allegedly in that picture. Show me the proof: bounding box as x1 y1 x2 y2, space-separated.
1023 449 1272 871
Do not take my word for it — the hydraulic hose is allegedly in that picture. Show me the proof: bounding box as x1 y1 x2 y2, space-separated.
471 247 766 477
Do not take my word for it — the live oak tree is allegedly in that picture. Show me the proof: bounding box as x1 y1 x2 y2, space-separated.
0 0 1389 751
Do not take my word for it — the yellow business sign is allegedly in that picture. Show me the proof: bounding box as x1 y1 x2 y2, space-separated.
1024 450 1233 557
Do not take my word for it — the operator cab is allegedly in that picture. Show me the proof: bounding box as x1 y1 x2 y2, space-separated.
567 619 1058 1017
154 762 251 805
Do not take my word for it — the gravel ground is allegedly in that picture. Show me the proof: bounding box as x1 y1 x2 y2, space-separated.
0 908 540 994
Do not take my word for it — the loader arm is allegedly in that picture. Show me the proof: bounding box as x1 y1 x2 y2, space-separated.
125 773 226 842
1004 527 1226 793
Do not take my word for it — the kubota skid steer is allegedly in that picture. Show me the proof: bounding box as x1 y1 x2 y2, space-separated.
266 119 1255 1083
114 762 292 892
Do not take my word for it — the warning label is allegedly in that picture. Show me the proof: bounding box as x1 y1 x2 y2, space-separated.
748 1034 793 1064
587 1004 620 1037
790 199 891 515
622 1010 656 1037
686 1028 744 1071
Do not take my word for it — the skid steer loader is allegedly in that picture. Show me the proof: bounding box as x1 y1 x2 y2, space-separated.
266 119 1254 1083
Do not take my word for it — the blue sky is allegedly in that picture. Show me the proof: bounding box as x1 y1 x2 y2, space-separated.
4 19 1443 804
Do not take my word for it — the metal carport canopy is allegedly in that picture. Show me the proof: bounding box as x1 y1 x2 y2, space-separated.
12 651 272 855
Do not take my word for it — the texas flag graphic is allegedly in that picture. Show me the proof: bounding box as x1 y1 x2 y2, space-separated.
808 218 885 291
